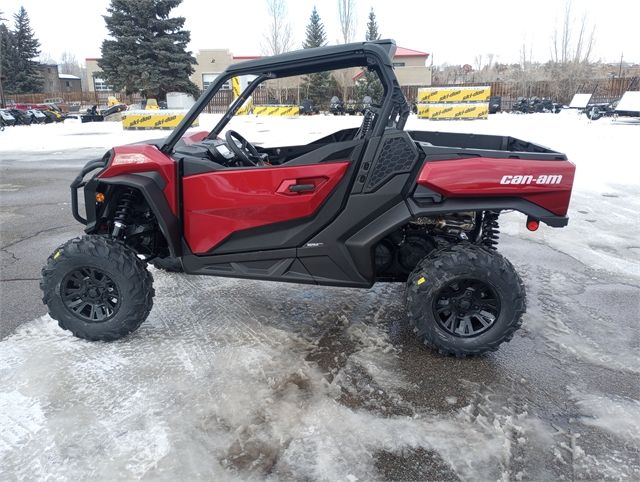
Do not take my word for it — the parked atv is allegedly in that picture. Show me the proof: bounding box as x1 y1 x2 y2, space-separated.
0 109 17 127
81 105 104 123
329 95 345 115
27 109 48 124
344 99 360 115
489 96 502 114
7 109 33 125
41 40 575 356
101 103 128 117
299 98 319 115
361 95 373 114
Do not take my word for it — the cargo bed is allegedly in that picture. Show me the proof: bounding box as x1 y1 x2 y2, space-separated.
408 130 567 161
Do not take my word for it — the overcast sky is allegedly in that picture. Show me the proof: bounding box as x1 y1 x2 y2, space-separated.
2 0 638 66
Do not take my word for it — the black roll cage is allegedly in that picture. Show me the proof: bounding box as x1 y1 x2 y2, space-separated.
160 39 409 154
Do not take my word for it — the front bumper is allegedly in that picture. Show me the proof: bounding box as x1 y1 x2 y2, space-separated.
70 158 107 225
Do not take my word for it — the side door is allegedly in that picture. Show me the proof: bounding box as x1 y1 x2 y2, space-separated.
182 139 363 255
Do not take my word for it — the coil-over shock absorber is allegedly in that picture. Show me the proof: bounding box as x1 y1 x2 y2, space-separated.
111 188 136 238
481 210 500 250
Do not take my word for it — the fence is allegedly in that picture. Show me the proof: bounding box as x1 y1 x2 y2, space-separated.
408 76 638 111
3 91 143 107
4 76 638 113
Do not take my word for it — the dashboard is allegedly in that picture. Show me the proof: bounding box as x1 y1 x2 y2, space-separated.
174 137 249 167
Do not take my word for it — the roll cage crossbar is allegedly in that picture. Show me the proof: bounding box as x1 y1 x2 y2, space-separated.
160 39 409 154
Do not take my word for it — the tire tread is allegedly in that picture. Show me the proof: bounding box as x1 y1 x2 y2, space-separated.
41 235 154 341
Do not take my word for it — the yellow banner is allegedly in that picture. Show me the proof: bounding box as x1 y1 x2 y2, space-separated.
235 97 254 115
231 76 241 98
253 105 300 116
417 86 491 103
417 103 489 120
122 111 198 130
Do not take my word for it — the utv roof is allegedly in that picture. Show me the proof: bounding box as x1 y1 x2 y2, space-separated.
224 39 397 77
161 40 401 153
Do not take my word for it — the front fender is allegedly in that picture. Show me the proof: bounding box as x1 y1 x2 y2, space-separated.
93 173 181 257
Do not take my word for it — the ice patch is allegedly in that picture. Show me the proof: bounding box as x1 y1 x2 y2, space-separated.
0 391 45 453
571 388 640 444
0 297 553 480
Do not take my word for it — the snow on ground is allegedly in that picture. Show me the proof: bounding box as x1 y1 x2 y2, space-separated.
0 277 561 481
1 111 639 480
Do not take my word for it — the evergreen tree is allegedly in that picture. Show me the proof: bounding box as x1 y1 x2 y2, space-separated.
300 7 333 106
0 17 6 104
1 16 14 101
365 7 379 41
99 0 198 100
5 7 42 94
355 8 383 102
302 6 326 49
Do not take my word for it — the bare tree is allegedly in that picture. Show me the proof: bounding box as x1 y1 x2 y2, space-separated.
262 0 293 103
474 54 483 72
262 0 292 56
551 1 595 64
337 0 356 43
336 0 357 100
549 0 596 101
38 52 56 64
60 51 81 76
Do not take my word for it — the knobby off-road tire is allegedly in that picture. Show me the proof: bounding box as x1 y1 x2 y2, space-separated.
406 243 526 356
41 235 154 341
150 256 183 273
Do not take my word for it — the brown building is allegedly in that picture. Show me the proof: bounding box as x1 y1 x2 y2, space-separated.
387 47 432 86
59 73 82 93
37 63 60 93
191 49 260 90
191 46 432 90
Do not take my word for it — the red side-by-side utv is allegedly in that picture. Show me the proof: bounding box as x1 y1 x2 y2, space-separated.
41 40 575 356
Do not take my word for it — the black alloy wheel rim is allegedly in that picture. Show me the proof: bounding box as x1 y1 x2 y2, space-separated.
61 267 121 322
432 279 500 338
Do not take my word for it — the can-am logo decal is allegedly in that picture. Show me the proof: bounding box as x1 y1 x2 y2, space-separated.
500 174 563 185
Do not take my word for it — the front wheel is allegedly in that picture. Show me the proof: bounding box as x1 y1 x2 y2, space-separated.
406 244 526 356
41 235 154 341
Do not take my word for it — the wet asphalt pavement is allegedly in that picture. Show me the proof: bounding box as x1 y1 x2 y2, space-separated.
1 150 639 480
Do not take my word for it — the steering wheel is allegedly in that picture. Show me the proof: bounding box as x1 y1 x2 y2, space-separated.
225 130 262 166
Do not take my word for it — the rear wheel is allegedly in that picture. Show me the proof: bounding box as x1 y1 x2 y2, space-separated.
406 243 525 356
41 235 154 341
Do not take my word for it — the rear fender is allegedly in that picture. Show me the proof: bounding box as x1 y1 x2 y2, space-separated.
417 157 576 216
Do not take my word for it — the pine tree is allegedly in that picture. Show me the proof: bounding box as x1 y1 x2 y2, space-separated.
0 10 11 103
300 7 334 107
0 16 14 101
5 7 42 94
365 7 379 42
302 6 326 49
99 0 198 100
355 8 383 102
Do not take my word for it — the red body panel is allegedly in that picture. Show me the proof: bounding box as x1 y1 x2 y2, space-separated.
99 144 178 214
183 162 349 254
417 157 575 216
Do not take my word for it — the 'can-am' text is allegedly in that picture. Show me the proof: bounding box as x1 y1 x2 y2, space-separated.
500 174 563 185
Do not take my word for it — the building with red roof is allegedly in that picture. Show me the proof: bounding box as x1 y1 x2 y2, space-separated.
191 45 431 91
